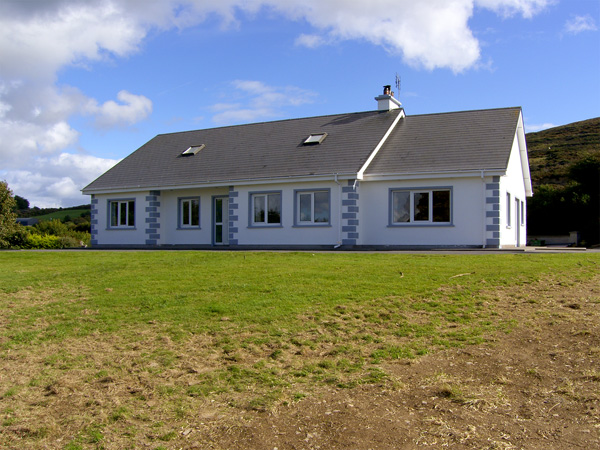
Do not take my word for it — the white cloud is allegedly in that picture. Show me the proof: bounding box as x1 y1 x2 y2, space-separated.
85 90 153 128
295 34 328 48
475 0 552 19
2 153 119 208
526 122 556 132
212 80 317 125
564 15 598 35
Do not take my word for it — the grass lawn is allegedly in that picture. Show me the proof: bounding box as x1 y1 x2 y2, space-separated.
28 209 90 222
0 251 598 449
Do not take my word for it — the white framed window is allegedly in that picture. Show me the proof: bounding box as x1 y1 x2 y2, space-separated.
390 188 451 225
250 192 281 226
520 200 525 226
295 189 330 225
506 192 511 227
109 199 135 228
179 197 200 228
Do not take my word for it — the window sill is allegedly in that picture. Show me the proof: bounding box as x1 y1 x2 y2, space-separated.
293 224 332 228
388 223 454 228
248 224 283 229
177 227 201 230
106 227 137 231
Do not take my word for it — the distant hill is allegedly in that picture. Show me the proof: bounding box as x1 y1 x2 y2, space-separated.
526 118 600 246
527 117 600 186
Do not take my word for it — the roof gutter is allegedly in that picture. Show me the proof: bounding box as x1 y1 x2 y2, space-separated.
356 109 405 180
361 168 507 182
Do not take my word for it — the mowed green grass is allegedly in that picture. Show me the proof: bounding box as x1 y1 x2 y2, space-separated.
1 251 598 356
0 251 598 448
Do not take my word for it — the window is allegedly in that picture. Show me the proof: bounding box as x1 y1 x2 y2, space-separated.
109 200 135 228
295 190 330 225
250 192 281 226
303 133 327 145
506 192 511 226
179 197 200 228
520 200 525 226
390 189 451 225
182 144 205 156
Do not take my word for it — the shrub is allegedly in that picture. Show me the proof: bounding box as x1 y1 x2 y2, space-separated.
33 219 70 237
24 234 63 249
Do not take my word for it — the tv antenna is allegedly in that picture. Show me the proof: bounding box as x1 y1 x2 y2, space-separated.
395 73 401 97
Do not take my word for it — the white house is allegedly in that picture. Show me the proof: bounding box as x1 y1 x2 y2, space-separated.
82 86 532 249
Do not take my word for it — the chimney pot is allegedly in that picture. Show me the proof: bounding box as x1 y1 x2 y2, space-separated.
375 85 402 111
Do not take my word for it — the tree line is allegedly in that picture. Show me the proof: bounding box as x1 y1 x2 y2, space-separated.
0 181 91 249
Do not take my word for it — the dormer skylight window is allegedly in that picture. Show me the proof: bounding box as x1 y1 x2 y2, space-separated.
303 133 327 145
182 144 205 156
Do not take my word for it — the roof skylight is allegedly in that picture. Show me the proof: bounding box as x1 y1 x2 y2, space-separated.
303 133 327 145
182 144 205 156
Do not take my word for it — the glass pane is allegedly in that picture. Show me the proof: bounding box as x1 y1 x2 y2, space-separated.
215 224 222 243
414 192 429 221
191 199 199 226
392 191 410 223
299 193 311 222
432 190 450 222
215 198 222 223
120 202 127 225
267 193 281 224
314 191 329 223
110 202 118 227
182 200 190 225
254 195 265 223
128 201 135 226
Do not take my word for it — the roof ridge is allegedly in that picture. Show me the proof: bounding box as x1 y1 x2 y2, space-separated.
405 106 521 119
156 109 394 137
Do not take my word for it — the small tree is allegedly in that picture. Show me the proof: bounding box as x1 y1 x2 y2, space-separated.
0 181 24 248
14 195 30 211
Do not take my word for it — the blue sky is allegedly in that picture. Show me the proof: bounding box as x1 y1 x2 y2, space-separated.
0 0 598 207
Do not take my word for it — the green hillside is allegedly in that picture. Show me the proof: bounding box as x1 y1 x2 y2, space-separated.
527 117 600 186
526 117 600 246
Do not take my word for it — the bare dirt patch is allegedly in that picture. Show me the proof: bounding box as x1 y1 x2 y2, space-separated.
1 274 599 449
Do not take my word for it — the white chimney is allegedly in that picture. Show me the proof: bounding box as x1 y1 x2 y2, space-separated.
375 85 402 111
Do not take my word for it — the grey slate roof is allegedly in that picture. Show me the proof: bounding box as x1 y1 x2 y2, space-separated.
365 107 522 176
83 106 522 193
83 110 401 192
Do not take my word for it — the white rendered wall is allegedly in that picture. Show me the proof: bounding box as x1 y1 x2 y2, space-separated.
499 134 528 247
359 177 487 247
94 192 148 246
160 187 229 246
233 181 341 246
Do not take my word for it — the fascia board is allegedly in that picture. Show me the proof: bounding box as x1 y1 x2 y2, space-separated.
361 169 507 182
516 111 534 197
81 172 358 195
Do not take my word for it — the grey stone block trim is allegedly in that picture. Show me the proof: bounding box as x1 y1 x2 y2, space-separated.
90 194 98 244
340 179 360 244
145 191 161 244
228 186 239 245
484 177 501 247
486 238 500 247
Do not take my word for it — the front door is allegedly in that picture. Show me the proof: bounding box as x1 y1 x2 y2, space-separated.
213 196 229 245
